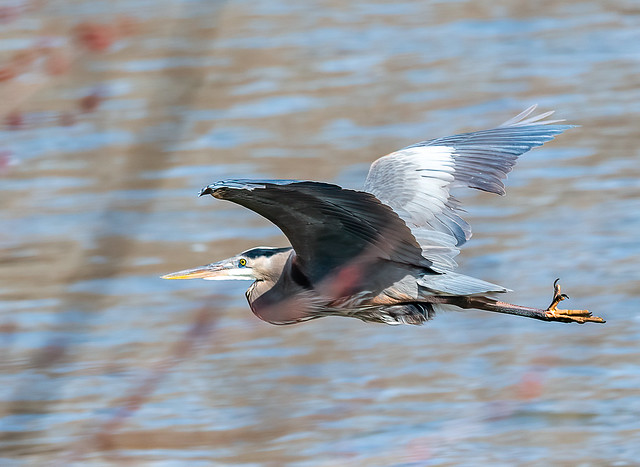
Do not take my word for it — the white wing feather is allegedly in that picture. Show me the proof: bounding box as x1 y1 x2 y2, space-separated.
363 105 574 273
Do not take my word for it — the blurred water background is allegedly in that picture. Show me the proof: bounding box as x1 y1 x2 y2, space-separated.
1 0 639 465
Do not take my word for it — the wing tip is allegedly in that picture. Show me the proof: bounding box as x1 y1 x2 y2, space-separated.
499 105 576 128
199 179 272 198
200 179 311 197
199 180 246 199
199 186 213 197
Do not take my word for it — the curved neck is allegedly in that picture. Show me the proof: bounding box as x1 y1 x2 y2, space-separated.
246 250 317 324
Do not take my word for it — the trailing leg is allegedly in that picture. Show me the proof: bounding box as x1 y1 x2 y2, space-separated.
431 279 605 324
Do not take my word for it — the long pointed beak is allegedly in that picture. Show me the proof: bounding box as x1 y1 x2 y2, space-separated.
161 260 255 281
161 264 222 280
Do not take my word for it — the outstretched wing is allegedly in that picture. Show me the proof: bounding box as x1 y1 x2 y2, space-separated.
200 179 431 283
363 105 574 271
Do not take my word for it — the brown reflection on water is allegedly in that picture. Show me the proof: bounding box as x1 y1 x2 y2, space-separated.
1 0 640 464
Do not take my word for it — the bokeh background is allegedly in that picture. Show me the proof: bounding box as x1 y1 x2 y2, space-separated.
1 0 639 465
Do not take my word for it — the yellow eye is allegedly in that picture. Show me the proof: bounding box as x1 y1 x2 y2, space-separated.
238 258 247 267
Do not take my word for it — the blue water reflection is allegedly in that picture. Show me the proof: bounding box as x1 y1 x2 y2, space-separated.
1 0 639 465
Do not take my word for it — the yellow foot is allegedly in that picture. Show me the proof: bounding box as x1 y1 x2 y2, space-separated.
545 278 605 324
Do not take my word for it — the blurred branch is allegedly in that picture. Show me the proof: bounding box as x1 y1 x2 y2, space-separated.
60 301 220 464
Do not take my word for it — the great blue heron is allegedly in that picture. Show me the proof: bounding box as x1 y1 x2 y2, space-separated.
163 106 604 326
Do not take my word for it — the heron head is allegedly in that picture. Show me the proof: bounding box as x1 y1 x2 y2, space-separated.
161 246 292 282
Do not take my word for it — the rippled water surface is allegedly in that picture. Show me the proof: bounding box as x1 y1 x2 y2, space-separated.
1 0 639 465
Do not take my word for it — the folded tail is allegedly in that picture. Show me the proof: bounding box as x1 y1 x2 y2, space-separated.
418 271 510 296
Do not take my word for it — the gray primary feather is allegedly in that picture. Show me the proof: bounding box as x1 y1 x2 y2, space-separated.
363 105 574 272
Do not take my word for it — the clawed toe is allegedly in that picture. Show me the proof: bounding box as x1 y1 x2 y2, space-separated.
547 278 568 311
544 309 604 323
545 279 605 324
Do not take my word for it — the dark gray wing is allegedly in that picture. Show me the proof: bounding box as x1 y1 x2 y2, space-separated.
200 179 431 282
363 105 574 271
